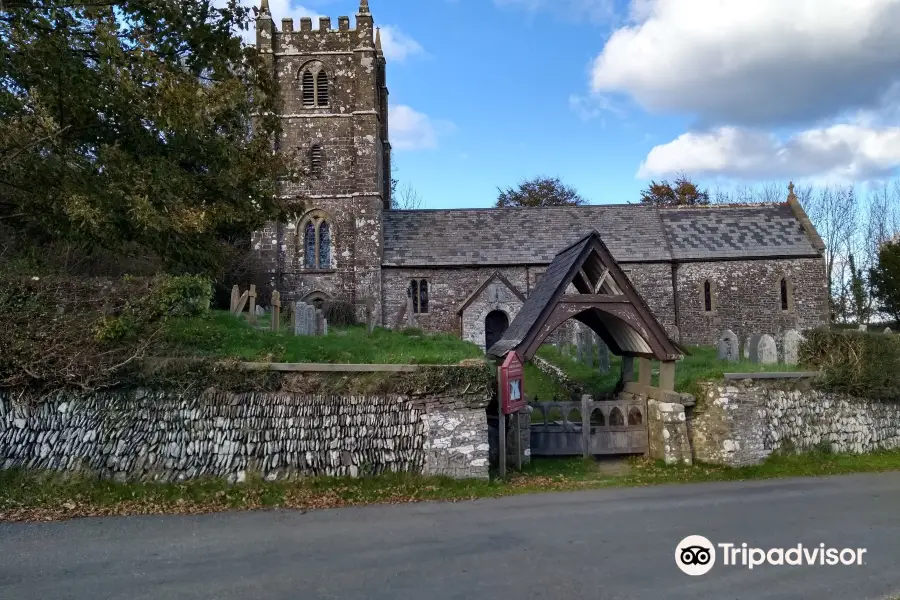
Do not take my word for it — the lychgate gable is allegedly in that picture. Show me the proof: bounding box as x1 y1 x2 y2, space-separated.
488 230 683 362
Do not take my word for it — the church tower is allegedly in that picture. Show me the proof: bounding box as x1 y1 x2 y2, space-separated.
254 0 390 319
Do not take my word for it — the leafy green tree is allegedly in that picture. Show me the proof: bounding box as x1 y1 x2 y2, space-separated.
640 174 710 206
496 176 586 208
847 253 870 325
870 241 900 325
0 1 295 272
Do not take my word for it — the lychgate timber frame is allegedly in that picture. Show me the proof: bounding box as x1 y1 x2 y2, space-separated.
488 230 684 364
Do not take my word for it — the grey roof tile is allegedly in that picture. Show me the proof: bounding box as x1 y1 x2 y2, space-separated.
382 203 820 267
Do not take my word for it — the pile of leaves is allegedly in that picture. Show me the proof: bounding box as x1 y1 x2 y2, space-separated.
0 274 212 393
800 329 900 400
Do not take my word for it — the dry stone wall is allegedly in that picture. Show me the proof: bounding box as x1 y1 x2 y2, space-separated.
0 388 491 482
690 381 900 467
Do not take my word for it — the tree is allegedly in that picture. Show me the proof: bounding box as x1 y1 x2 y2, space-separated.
496 176 586 208
0 1 294 273
847 253 870 325
870 241 900 325
640 173 710 206
393 182 424 210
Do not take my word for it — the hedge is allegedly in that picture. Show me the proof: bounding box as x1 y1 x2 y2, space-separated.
800 329 900 400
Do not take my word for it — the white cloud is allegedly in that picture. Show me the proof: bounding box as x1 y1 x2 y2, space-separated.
495 0 616 23
378 26 425 63
638 124 900 182
389 105 455 151
591 0 900 127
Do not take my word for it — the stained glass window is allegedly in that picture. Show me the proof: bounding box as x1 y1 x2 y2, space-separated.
304 222 316 268
318 222 331 268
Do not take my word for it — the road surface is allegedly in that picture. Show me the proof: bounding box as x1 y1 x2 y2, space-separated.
2 472 899 599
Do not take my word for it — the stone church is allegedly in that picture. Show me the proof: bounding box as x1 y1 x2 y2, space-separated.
252 1 830 350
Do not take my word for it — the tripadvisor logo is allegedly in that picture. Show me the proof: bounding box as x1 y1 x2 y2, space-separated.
675 536 867 575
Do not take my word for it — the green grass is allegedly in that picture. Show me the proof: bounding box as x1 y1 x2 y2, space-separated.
523 362 570 402
536 344 805 396
158 311 484 365
3 449 898 522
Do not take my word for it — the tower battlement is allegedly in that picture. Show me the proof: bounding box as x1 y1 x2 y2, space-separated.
257 1 376 54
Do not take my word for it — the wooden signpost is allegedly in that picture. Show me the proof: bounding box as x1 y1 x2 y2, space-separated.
498 351 525 478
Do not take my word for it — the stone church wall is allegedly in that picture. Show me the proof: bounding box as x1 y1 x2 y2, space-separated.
621 263 677 339
675 257 828 346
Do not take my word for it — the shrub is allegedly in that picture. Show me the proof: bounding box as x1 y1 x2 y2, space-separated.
0 274 212 392
800 329 900 400
324 299 357 327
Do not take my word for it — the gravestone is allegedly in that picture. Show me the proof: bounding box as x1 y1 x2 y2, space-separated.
306 305 317 336
294 301 308 336
256 305 265 317
717 329 740 362
232 291 249 317
743 336 753 360
324 318 328 336
782 329 804 365
858 323 867 332
316 309 325 336
247 285 257 325
230 285 240 313
885 327 893 334
270 291 281 332
749 334 777 364
576 329 584 362
596 334 610 374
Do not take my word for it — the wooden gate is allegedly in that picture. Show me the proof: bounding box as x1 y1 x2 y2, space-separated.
528 396 648 456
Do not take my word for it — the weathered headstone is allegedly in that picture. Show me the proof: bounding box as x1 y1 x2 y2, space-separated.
305 305 317 336
885 327 893 335
749 334 777 364
782 329 804 365
596 334 610 374
247 285 257 325
231 291 249 317
365 297 375 335
294 301 308 336
743 336 753 360
256 305 265 317
271 291 281 332
316 309 325 336
406 295 415 328
717 329 740 362
323 318 328 336
230 285 240 313
576 329 584 362
858 323 867 332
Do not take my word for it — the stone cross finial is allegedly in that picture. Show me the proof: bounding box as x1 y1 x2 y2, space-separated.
359 0 370 13
787 181 796 200
375 27 383 53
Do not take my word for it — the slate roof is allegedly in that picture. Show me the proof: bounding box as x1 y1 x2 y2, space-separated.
382 203 821 267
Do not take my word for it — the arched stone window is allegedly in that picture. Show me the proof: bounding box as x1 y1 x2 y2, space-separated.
300 61 330 108
780 277 794 312
309 144 324 177
299 210 332 270
407 279 429 314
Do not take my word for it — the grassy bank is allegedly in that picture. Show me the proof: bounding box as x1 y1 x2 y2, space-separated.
158 311 483 365
535 344 805 397
3 450 898 523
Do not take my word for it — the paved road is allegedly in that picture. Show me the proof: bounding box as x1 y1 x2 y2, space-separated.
2 473 899 600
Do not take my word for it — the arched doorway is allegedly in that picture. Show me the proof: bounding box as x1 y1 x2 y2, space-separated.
485 310 509 351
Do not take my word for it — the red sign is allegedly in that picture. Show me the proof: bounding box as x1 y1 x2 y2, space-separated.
499 351 525 415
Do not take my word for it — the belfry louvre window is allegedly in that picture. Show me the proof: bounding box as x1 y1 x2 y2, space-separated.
301 64 329 108
309 144 323 177
407 280 429 314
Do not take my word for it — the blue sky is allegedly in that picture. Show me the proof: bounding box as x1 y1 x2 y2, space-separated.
252 0 900 209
